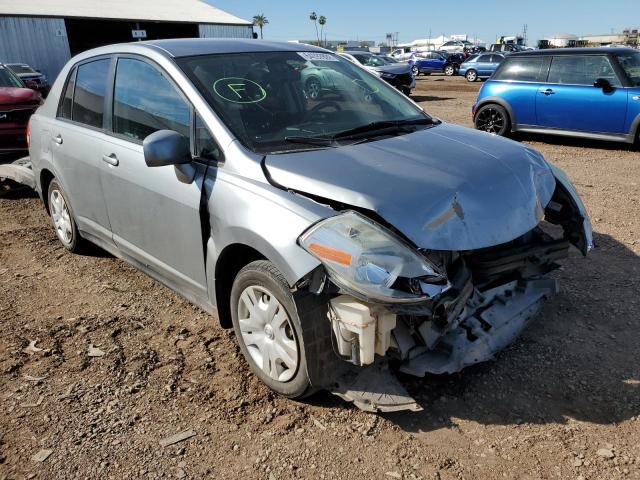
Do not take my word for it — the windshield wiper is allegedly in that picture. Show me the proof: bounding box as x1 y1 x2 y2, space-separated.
283 136 336 147
331 117 437 139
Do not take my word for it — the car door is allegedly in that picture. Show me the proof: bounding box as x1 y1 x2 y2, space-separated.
475 54 493 76
99 56 213 301
50 57 115 245
536 55 627 134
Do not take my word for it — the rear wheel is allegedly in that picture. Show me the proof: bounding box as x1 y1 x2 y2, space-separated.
474 104 511 136
47 179 85 252
465 69 478 82
411 65 419 76
305 77 321 100
402 87 412 96
230 260 313 398
444 65 455 76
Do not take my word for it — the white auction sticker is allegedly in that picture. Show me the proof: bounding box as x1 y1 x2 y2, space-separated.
297 52 339 62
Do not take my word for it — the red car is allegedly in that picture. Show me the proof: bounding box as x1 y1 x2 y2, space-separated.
0 63 42 153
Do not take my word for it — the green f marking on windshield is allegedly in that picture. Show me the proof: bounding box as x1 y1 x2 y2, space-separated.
213 77 267 104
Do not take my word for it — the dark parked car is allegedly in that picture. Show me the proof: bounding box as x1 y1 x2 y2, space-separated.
410 51 465 76
473 48 640 143
6 63 50 96
339 51 415 95
0 63 41 153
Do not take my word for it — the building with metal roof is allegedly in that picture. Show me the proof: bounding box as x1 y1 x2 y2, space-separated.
0 0 254 82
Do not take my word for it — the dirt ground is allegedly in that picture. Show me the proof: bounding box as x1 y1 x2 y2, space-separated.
1 75 639 480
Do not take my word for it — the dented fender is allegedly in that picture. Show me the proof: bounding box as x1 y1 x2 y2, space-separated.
548 163 594 255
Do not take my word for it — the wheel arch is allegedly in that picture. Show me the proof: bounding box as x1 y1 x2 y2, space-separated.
39 168 56 214
474 96 517 131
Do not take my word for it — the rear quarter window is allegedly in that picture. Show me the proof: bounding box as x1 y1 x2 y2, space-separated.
493 57 548 82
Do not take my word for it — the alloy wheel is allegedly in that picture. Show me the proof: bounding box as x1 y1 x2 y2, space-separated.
50 189 73 245
476 107 505 134
306 79 321 100
466 70 477 82
411 65 419 76
237 285 299 382
445 65 455 76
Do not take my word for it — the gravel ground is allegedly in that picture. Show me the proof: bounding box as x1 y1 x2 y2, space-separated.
1 75 639 480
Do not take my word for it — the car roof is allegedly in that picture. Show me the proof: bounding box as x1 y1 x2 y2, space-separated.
139 38 327 57
509 47 637 57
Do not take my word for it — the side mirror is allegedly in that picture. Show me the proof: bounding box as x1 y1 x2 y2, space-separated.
143 130 191 167
594 78 613 93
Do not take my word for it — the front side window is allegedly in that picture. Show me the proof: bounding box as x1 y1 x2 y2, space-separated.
113 58 190 142
477 55 493 63
72 59 110 128
490 55 504 63
615 51 640 86
177 51 428 154
547 55 620 86
493 57 547 82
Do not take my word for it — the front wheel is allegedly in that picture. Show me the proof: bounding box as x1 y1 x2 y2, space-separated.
411 65 419 76
230 260 312 398
444 65 455 76
465 69 478 82
402 87 412 96
474 104 511 136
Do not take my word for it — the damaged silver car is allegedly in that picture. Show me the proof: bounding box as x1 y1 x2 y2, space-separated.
28 40 592 412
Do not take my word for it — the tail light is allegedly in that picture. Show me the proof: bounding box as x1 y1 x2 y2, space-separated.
26 121 31 148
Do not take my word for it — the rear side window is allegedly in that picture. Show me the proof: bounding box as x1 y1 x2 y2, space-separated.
59 67 76 119
72 59 110 128
493 57 547 82
547 55 621 86
112 58 190 142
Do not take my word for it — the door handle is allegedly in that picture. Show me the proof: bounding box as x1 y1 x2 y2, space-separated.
53 134 63 145
102 154 119 166
540 89 555 96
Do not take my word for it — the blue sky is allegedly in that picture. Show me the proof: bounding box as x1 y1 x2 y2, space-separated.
208 0 638 45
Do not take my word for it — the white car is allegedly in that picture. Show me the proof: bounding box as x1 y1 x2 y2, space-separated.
439 40 472 53
389 47 414 61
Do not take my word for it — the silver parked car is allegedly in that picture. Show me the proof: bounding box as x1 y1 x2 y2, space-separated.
28 40 592 412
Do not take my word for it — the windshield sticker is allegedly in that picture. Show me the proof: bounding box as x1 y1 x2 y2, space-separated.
298 52 339 62
213 77 267 104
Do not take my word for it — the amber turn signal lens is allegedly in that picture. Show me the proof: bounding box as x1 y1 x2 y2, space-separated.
308 243 352 266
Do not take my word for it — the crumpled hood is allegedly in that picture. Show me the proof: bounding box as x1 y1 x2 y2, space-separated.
0 87 40 105
265 123 556 251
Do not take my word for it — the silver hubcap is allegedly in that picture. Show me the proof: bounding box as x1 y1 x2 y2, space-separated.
237 285 299 382
468 71 477 81
50 189 73 245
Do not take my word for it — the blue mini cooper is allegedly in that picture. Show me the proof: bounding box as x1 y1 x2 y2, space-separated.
472 48 640 144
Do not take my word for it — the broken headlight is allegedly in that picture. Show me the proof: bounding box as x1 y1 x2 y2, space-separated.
299 211 445 303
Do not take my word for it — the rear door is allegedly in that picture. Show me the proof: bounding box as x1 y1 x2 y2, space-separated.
99 56 218 301
536 55 627 133
50 57 115 244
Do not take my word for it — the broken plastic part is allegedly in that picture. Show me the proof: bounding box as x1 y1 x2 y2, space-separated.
329 295 396 365
332 360 422 413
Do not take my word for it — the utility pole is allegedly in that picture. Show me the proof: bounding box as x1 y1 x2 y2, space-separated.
522 24 528 46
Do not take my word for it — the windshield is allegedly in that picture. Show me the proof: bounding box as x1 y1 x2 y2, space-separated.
616 52 640 86
0 66 24 88
8 64 36 74
178 51 429 154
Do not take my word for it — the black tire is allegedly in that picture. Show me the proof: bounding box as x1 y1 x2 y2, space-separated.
465 69 478 82
47 179 85 252
474 103 511 136
411 65 419 76
230 260 313 398
444 65 456 76
402 87 412 96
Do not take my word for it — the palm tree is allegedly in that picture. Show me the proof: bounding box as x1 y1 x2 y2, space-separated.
252 14 269 39
318 16 327 47
309 11 319 45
